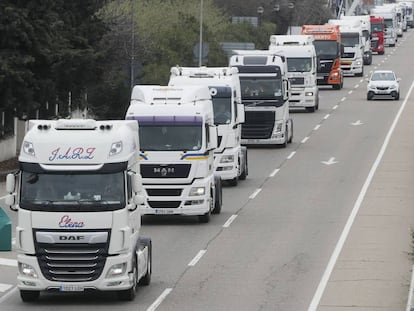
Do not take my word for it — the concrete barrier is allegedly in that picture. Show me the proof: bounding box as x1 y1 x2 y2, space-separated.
0 207 12 251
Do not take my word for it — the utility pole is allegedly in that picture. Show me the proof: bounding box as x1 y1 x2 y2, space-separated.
131 0 135 89
199 0 203 67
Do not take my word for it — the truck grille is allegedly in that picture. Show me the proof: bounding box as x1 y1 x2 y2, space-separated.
342 52 355 59
242 111 275 139
34 230 109 282
319 60 333 74
141 164 191 178
146 188 182 196
148 201 181 208
289 77 304 85
371 40 379 49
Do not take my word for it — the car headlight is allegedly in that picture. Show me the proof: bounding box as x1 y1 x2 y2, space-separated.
189 187 205 196
18 263 38 278
220 155 234 163
106 263 127 278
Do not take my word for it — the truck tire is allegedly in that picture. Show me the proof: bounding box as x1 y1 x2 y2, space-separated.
288 119 293 144
239 148 248 180
305 106 316 113
138 238 152 286
228 177 238 187
20 290 39 302
118 257 138 301
199 192 212 223
333 83 341 90
212 177 222 214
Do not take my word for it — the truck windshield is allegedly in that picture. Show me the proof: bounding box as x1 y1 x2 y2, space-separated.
341 33 359 47
313 41 338 58
20 171 125 211
287 58 312 72
213 97 232 125
139 123 202 151
240 77 282 100
384 19 393 28
371 22 383 33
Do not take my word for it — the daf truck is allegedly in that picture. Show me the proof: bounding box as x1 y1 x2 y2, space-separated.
168 66 248 186
4 119 151 302
126 85 222 223
229 50 293 147
302 24 344 90
269 34 319 112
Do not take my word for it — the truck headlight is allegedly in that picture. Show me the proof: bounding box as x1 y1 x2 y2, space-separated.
106 263 127 278
274 121 283 133
189 187 205 196
220 155 234 163
109 141 123 156
18 263 38 278
22 141 35 157
305 92 314 97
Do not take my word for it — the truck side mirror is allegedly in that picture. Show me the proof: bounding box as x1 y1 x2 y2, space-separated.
237 103 245 124
6 173 15 193
131 173 142 193
209 125 218 150
133 193 145 206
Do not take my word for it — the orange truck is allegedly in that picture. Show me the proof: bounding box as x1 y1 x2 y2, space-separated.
301 25 343 90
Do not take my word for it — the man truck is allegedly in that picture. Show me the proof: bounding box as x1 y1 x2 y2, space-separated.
4 119 151 302
302 24 344 90
370 15 386 54
126 85 222 223
229 50 293 147
168 66 248 186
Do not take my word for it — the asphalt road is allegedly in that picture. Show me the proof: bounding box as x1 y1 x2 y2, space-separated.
1 30 414 310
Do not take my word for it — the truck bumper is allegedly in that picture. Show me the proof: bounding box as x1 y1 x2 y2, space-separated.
214 148 239 181
289 87 317 108
140 177 212 216
341 61 363 76
17 252 134 292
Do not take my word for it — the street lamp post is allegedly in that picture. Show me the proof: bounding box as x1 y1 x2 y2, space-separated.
198 0 203 67
257 6 264 27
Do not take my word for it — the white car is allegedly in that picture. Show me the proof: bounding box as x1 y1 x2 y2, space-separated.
367 70 400 100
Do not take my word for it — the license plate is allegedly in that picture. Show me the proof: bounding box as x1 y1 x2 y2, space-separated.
60 285 84 292
154 209 174 215
317 76 324 80
377 90 389 94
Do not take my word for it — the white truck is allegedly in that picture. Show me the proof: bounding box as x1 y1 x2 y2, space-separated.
340 15 373 65
269 35 319 112
327 18 365 76
397 1 414 28
4 119 151 302
125 85 222 223
371 5 398 46
229 50 293 147
168 66 248 186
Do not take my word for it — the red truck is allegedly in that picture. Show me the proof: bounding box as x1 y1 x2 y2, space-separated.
370 15 385 55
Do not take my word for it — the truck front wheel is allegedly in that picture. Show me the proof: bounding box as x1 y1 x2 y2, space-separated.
138 238 152 286
20 290 40 302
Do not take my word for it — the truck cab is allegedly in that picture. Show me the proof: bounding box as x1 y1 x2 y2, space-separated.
168 66 248 186
126 85 222 223
4 119 151 302
229 50 293 147
269 34 319 112
371 5 398 46
370 15 386 55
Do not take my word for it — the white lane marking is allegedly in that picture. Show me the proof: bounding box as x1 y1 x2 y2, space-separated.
287 151 296 160
314 124 321 130
0 283 13 293
146 288 173 311
301 137 309 144
324 114 330 120
406 264 414 311
321 157 338 166
0 258 17 267
359 79 364 83
332 105 338 110
188 250 206 266
223 215 237 228
307 79 414 311
348 90 353 95
354 84 359 89
0 286 17 304
249 188 262 199
351 120 363 126
341 97 346 102
269 168 280 177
